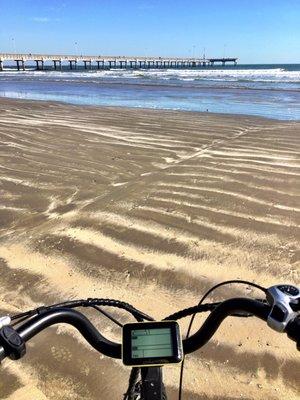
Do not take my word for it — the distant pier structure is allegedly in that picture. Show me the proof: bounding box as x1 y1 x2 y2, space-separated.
0 53 238 71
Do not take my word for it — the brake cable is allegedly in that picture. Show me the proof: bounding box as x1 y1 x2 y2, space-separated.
11 298 154 326
163 300 267 322
91 305 124 328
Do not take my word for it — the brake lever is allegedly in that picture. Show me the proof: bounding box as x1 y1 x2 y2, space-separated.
266 285 300 332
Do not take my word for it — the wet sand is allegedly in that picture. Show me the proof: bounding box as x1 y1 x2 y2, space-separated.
0 98 299 399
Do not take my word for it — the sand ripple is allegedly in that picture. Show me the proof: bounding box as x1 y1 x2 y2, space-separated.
0 99 299 399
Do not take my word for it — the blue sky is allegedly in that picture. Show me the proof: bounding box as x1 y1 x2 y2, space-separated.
0 0 299 63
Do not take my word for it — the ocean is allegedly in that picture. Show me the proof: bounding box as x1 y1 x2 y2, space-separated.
0 63 299 120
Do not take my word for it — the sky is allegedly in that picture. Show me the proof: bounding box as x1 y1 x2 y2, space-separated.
0 0 299 64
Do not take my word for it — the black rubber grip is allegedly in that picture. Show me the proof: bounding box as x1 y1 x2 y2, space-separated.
0 326 26 360
286 316 300 351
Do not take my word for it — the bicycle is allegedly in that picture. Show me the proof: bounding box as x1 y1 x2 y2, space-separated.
0 280 299 399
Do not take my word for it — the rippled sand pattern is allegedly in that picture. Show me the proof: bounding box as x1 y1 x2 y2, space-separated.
0 99 299 399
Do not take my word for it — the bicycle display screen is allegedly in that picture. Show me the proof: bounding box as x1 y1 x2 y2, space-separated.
122 321 183 367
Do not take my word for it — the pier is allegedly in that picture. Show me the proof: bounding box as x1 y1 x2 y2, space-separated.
0 53 238 71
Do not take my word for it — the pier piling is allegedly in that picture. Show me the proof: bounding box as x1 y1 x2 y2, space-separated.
83 60 92 70
69 60 77 70
36 60 44 70
16 60 25 71
53 60 62 70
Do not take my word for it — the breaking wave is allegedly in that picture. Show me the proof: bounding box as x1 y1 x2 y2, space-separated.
1 66 300 84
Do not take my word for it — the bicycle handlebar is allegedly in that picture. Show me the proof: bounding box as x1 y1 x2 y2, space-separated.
183 298 270 353
0 297 276 362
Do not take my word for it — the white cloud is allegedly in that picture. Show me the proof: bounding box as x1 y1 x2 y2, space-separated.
32 17 50 23
32 17 60 23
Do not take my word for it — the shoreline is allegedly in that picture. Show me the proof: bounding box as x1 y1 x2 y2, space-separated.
0 95 295 123
1 62 299 122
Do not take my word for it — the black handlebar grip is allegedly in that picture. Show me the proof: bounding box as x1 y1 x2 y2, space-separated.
286 316 300 351
0 326 26 360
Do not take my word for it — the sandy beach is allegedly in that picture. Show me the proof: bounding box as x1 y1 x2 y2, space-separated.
0 98 299 399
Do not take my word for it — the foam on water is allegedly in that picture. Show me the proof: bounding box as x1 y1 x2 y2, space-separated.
1 66 300 83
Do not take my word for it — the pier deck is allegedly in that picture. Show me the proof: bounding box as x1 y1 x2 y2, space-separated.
0 53 238 71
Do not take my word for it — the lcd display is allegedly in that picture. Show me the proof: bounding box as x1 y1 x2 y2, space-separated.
122 321 183 366
131 328 173 359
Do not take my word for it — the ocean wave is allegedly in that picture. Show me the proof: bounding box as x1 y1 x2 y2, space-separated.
136 68 300 83
1 67 300 83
